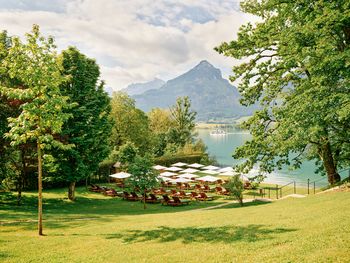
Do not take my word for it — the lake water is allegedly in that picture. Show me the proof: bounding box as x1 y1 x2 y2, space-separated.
197 128 348 187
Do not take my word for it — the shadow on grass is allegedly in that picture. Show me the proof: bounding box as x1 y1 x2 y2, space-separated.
104 224 297 244
0 189 227 230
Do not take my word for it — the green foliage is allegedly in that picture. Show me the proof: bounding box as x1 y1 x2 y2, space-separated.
53 47 112 194
116 142 138 166
225 175 244 206
215 0 350 184
110 92 152 153
127 154 159 209
168 96 196 147
0 25 71 148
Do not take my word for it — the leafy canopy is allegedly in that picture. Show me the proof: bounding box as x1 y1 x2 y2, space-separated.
215 1 350 183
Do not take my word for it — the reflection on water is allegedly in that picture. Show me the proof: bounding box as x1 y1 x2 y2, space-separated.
197 128 346 187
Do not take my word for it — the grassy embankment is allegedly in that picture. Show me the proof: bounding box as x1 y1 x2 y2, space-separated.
1 186 349 262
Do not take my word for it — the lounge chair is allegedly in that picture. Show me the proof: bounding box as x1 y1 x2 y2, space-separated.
143 193 161 203
153 187 166 195
172 196 190 205
190 192 199 199
104 188 118 197
88 184 103 192
170 189 181 197
183 183 193 190
215 187 230 195
179 191 191 198
123 191 139 201
197 192 214 201
244 181 252 189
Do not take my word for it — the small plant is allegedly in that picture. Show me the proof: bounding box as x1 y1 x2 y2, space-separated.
225 175 244 206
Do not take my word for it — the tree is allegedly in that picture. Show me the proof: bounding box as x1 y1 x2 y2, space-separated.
215 1 350 184
0 25 71 235
55 47 112 201
116 142 138 169
110 92 152 153
225 175 244 206
148 108 174 156
127 154 159 209
168 96 196 148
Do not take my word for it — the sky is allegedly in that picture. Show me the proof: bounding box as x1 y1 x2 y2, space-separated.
0 0 257 90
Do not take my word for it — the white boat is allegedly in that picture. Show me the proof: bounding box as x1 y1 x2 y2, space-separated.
210 129 226 136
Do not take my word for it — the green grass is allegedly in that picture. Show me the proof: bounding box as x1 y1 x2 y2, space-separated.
1 187 349 262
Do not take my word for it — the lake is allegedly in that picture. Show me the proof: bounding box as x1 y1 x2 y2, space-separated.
197 128 348 187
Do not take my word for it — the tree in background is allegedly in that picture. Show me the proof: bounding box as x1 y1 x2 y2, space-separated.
225 175 244 206
168 96 196 148
127 154 159 209
216 1 350 184
116 142 138 169
110 92 152 154
0 25 71 235
56 47 112 201
148 108 174 156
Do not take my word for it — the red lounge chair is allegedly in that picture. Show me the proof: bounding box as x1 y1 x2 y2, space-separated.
179 191 191 198
172 196 190 205
170 189 181 197
197 192 214 201
123 191 139 201
190 192 199 199
88 184 103 192
162 194 176 206
215 187 230 195
153 188 166 195
143 194 161 204
244 181 252 189
104 188 118 197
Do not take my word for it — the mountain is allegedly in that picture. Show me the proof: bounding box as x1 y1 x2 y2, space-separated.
133 60 256 121
122 78 165 96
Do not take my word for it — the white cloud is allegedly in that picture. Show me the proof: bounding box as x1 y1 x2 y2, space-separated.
0 0 257 89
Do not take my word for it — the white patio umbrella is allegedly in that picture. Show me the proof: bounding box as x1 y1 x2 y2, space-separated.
202 165 220 170
201 169 220 175
187 163 204 168
219 171 236 177
197 175 221 182
166 166 183 172
180 168 199 173
173 177 193 183
152 165 167 170
172 162 188 167
157 176 173 182
160 171 178 177
177 173 199 179
109 172 132 179
218 167 234 173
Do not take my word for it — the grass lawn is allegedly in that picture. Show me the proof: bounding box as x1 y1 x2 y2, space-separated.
1 186 349 262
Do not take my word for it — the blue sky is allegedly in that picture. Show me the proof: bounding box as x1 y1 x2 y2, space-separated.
0 0 256 90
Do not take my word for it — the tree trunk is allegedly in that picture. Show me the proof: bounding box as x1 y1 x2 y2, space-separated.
68 181 76 201
37 142 43 236
319 141 341 185
143 191 146 210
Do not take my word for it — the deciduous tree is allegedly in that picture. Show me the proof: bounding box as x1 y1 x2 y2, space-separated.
216 0 350 184
55 47 112 201
0 25 71 235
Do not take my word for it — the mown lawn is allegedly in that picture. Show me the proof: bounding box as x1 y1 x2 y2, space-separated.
0 187 349 263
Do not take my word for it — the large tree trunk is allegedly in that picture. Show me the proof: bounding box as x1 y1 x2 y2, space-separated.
319 141 341 185
37 142 43 236
143 191 146 210
68 181 76 201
